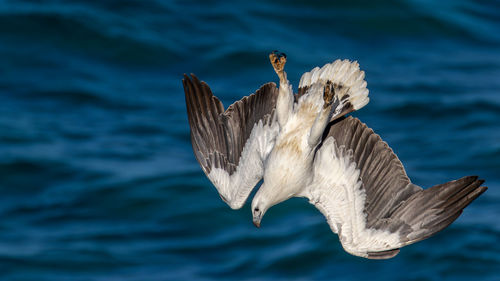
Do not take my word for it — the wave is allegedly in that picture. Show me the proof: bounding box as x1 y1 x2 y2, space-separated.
0 10 179 67
0 1 498 280
21 88 148 111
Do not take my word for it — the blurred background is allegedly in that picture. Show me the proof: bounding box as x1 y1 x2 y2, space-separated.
0 0 499 280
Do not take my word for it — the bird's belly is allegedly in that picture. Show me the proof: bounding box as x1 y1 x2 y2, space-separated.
264 110 318 198
273 121 311 156
265 144 314 198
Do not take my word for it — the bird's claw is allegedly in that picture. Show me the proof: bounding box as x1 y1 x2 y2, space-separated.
323 81 336 108
269 50 287 74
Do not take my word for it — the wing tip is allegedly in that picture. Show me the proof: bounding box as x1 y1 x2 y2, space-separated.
183 73 197 81
366 248 400 259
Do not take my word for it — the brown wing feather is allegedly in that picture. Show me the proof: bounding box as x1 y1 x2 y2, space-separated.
183 73 278 176
322 116 420 229
295 85 310 101
321 116 487 255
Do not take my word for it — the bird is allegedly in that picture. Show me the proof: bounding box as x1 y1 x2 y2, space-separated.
182 50 487 259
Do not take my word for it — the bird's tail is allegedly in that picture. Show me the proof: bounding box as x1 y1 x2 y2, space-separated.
391 176 487 246
297 59 369 119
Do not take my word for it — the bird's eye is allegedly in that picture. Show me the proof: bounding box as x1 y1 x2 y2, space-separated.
254 207 260 213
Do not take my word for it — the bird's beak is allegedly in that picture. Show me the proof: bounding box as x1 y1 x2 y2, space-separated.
253 219 261 228
253 214 262 228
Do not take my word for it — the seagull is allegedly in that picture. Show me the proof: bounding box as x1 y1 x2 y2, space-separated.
182 51 487 259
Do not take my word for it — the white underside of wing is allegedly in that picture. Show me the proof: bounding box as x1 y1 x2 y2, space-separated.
299 59 369 110
306 137 401 257
207 118 279 209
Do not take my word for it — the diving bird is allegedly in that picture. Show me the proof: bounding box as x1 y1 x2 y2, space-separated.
182 51 487 259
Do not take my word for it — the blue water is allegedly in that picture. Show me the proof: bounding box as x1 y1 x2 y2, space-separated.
0 0 499 280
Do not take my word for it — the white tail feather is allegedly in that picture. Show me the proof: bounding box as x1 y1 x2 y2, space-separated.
299 59 370 110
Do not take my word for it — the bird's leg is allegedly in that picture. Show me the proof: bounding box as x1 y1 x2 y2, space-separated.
269 50 288 83
269 50 293 127
308 81 339 148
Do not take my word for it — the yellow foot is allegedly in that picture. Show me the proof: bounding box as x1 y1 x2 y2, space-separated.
323 81 335 108
269 50 287 75
323 82 346 109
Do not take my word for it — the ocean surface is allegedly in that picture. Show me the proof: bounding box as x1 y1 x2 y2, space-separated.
0 0 499 280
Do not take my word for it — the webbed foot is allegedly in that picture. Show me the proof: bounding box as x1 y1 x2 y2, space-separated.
269 50 287 82
323 81 335 108
269 50 286 72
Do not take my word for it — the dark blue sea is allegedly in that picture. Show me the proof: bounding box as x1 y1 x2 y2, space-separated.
1 1 499 280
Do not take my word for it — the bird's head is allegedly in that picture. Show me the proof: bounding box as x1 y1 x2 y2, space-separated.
251 191 270 228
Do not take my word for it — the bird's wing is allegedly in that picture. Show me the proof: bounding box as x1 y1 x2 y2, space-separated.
303 116 486 259
296 59 369 119
183 74 280 209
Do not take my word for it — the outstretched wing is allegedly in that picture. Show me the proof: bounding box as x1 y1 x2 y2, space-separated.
183 74 280 209
304 116 486 259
